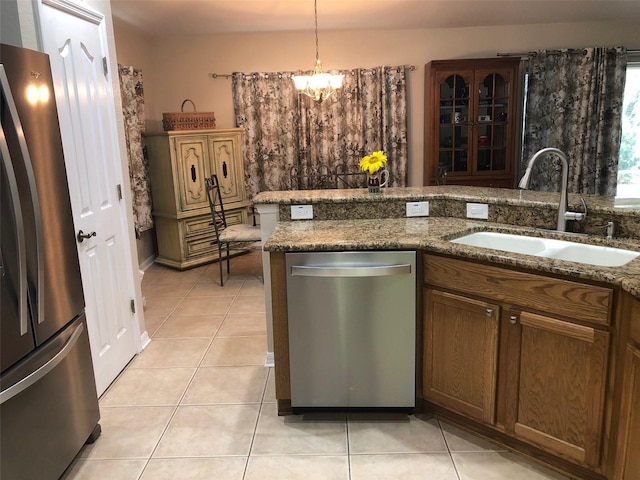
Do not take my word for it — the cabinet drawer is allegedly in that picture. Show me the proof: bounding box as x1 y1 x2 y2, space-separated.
423 254 612 325
183 209 247 238
184 234 215 259
183 208 249 259
225 209 247 226
184 215 213 237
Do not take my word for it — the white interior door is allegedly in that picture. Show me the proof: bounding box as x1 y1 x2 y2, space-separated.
38 0 138 396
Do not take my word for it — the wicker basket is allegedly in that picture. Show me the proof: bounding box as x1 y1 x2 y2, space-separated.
162 99 216 131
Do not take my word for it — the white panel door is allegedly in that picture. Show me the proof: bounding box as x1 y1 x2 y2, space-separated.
38 0 138 395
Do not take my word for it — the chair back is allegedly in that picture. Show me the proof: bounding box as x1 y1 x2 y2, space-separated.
205 174 228 241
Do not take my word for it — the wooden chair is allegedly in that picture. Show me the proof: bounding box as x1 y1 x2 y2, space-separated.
205 174 261 286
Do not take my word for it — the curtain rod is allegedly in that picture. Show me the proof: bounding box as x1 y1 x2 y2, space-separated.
208 65 417 79
498 49 640 57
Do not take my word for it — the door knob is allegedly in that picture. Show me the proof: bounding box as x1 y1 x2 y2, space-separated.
77 230 96 243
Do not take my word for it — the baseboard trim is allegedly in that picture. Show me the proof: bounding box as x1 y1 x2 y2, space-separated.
264 352 274 367
139 331 151 351
139 254 156 271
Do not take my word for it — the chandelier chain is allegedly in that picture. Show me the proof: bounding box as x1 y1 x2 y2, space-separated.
314 0 319 61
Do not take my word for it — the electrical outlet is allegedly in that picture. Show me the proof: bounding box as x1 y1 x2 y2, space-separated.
406 201 429 217
466 202 489 219
291 205 313 220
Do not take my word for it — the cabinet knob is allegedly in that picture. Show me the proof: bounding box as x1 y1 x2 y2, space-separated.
486 308 494 316
509 315 518 325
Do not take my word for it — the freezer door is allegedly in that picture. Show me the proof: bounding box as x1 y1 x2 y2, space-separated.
0 314 100 480
0 44 84 350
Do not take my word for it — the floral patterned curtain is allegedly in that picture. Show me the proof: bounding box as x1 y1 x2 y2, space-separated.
232 66 408 199
522 47 627 196
118 65 153 234
232 72 301 197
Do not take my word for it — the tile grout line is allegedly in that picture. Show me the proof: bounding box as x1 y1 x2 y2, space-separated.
346 413 352 480
242 398 265 479
239 271 269 480
242 310 271 480
437 419 463 480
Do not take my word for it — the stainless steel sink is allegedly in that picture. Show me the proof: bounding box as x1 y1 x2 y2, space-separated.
450 231 640 267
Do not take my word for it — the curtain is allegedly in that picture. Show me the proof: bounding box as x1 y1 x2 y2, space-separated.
232 72 301 197
232 66 408 199
118 65 153 234
522 47 627 196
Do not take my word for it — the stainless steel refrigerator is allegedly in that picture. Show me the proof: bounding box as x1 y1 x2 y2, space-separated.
1 43 100 480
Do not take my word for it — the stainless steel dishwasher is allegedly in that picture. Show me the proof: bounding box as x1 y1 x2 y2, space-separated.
286 251 416 409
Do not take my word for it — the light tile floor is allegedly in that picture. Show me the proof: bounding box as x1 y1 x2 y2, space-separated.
63 250 569 479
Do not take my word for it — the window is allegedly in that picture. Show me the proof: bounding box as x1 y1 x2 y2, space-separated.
617 62 640 200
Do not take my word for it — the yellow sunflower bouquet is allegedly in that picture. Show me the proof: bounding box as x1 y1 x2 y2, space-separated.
359 150 387 175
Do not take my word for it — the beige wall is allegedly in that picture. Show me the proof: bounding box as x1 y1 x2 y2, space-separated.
113 20 640 188
0 0 40 49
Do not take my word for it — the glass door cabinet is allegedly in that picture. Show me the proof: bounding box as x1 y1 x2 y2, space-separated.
424 58 520 187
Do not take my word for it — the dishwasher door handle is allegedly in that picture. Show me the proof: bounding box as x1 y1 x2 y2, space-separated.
290 264 412 278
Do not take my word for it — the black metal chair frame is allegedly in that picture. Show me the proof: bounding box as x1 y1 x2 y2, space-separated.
205 174 261 286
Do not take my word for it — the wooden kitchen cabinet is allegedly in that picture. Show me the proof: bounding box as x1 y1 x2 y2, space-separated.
612 294 640 480
423 289 499 424
145 128 249 269
502 310 609 468
423 254 613 472
423 57 520 187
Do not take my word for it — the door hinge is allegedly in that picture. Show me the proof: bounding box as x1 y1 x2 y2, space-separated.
130 299 135 314
117 184 122 201
102 57 108 76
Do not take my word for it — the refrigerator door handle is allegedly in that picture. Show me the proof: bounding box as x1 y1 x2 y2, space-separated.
0 122 28 335
0 322 84 405
0 65 44 326
290 264 412 278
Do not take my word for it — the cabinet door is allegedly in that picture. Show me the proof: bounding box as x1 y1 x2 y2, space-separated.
423 289 499 424
424 58 519 187
209 133 245 206
473 68 515 177
505 311 609 468
173 136 210 212
614 345 640 479
434 70 474 180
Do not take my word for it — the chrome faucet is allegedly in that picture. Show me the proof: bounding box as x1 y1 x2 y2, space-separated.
518 147 586 232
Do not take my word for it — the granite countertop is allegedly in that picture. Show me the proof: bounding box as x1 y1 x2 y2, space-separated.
255 186 640 297
264 217 640 298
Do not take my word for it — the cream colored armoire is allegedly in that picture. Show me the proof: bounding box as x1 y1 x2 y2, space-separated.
144 128 249 269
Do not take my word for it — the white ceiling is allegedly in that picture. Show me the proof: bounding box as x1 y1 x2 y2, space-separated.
110 0 640 37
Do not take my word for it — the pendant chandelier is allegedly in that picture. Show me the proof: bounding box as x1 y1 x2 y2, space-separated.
292 0 344 102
